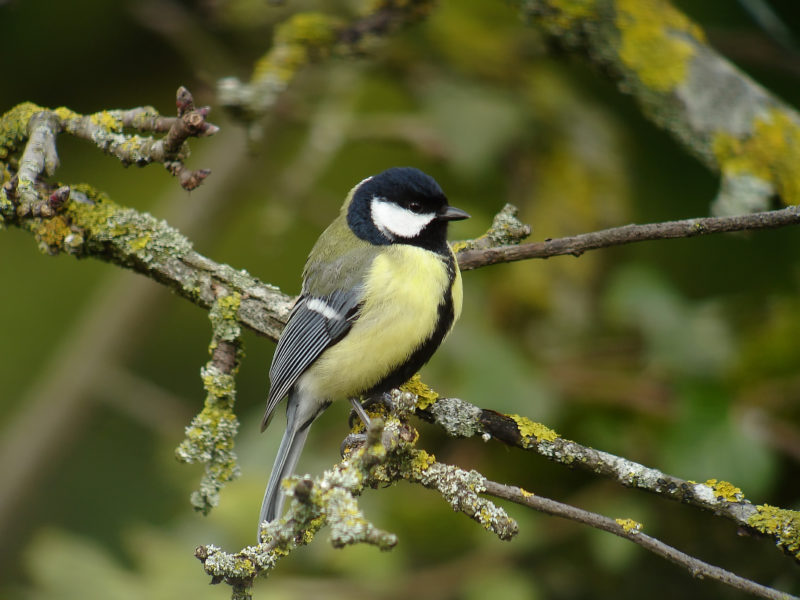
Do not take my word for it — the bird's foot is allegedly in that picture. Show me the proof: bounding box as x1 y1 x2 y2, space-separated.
340 432 367 456
349 397 372 428
348 392 393 429
363 392 395 412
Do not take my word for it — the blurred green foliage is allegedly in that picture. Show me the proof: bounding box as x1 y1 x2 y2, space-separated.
2 0 800 598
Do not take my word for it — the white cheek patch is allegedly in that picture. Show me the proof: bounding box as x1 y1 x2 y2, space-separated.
306 298 343 321
371 198 436 239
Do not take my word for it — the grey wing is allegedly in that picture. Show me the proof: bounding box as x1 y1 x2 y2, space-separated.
260 288 362 431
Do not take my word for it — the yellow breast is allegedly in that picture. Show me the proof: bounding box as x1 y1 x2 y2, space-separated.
299 244 458 401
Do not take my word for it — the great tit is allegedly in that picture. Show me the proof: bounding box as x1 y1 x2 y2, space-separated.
258 167 469 538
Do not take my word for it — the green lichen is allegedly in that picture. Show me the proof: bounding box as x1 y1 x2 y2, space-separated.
712 108 800 205
509 413 559 445
747 505 800 559
704 478 744 503
65 182 194 262
615 0 704 93
401 374 440 410
615 517 643 533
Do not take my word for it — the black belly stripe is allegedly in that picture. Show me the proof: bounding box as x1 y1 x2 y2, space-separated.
363 249 457 397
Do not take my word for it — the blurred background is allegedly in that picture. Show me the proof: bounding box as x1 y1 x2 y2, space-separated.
2 0 800 598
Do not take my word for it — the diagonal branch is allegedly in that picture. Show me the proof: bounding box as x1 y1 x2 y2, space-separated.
411 390 800 565
484 480 799 600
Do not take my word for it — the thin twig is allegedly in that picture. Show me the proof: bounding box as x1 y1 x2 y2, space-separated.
457 205 800 270
484 481 799 600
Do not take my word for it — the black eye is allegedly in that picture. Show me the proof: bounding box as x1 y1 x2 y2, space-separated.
408 201 423 213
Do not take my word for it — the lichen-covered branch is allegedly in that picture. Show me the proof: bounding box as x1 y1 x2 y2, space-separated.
217 0 436 127
176 291 245 514
516 0 800 214
485 481 799 600
0 93 291 347
406 457 518 540
451 203 532 255
195 416 516 592
16 111 60 214
2 179 293 340
0 87 217 221
413 391 800 565
456 205 800 270
58 87 217 189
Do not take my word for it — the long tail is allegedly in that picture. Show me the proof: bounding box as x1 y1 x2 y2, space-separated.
258 395 313 541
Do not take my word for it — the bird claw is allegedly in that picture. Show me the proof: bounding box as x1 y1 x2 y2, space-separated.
347 392 394 429
340 432 367 456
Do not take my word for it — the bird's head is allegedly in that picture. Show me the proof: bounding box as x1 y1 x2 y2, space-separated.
346 167 469 249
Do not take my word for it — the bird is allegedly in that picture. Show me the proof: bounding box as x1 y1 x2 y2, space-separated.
258 166 469 540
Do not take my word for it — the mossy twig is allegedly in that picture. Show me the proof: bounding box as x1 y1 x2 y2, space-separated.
176 291 245 514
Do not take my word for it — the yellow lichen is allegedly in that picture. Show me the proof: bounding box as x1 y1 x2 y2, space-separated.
89 110 123 133
64 185 116 233
712 108 800 205
53 106 82 123
129 235 151 252
615 0 704 92
201 371 236 401
401 374 440 410
615 517 643 533
704 478 744 503
408 449 436 477
34 215 72 250
520 488 534 498
748 505 800 559
508 414 559 445
450 240 469 253
0 102 45 159
216 292 242 315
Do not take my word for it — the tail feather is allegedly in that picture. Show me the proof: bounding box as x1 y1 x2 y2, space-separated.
258 400 313 541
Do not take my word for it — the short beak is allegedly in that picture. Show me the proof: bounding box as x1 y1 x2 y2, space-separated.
439 206 470 221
